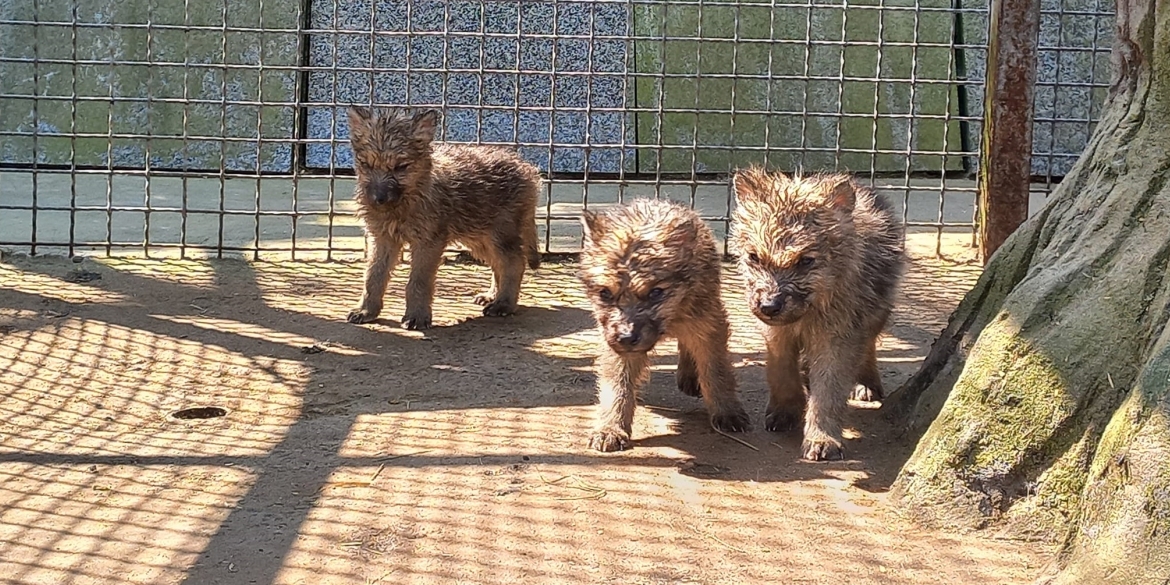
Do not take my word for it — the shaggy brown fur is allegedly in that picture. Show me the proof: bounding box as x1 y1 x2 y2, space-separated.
730 168 906 461
579 198 749 452
345 106 542 330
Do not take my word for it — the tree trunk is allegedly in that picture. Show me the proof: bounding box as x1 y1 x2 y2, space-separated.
886 2 1170 583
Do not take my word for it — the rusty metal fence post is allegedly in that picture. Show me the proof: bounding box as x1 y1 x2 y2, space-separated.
978 0 1042 263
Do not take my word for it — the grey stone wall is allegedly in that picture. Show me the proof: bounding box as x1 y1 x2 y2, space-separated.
305 0 634 172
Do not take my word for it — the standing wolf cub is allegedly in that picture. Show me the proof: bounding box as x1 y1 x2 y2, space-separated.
345 106 542 330
579 199 750 452
730 168 906 461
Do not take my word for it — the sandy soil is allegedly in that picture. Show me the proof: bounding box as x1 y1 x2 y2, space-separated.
0 249 1050 584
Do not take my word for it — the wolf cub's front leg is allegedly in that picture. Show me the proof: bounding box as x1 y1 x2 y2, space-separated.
400 239 445 330
348 234 402 324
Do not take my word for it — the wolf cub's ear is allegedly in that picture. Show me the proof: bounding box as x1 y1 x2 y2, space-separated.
732 166 789 204
347 105 373 121
825 177 856 212
581 209 609 245
411 110 440 143
347 106 374 134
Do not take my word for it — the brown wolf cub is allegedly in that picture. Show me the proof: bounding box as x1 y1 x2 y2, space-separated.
730 168 905 461
345 106 542 329
579 198 750 452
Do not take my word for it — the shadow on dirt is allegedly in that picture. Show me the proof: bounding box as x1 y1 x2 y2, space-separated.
0 254 943 584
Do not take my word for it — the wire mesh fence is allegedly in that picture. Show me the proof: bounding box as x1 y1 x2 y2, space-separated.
0 0 1114 261
1032 0 1113 188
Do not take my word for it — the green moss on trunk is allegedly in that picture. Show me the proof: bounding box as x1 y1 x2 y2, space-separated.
1040 342 1170 584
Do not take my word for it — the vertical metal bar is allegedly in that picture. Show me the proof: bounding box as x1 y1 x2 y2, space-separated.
978 0 1041 262
291 0 310 261
510 4 533 249
952 0 974 175
1084 0 1104 153
180 0 192 259
653 0 668 198
969 5 988 250
868 0 887 187
688 0 704 211
762 0 777 170
617 0 633 209
902 0 924 242
510 3 522 144
582 2 596 239
368 0 378 107
1044 1 1066 194
254 0 266 261
544 1 559 253
511 4 523 170
476 1 486 148
104 5 115 256
797 0 814 175
937 0 963 257
217 0 229 258
832 0 849 172
68 2 79 257
326 0 341 261
30 0 39 256
398 0 413 265
441 0 451 142
144 0 155 258
404 1 413 109
725 0 743 255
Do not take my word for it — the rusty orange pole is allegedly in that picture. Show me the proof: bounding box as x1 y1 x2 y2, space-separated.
978 0 1041 263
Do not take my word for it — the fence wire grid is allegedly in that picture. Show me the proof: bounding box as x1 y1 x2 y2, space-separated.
0 0 1114 261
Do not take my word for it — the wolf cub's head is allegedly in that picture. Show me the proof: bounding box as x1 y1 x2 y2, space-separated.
347 106 439 206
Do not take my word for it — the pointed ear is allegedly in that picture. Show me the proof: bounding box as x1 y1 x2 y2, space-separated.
731 169 758 202
732 167 787 203
826 177 856 211
347 106 373 133
411 109 439 143
662 218 699 250
581 209 607 244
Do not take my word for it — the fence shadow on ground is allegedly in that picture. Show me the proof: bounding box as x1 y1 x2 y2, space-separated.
0 253 1039 585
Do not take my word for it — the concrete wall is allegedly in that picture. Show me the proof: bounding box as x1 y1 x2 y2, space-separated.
0 0 1113 177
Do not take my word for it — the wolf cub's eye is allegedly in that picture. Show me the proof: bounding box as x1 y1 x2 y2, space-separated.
746 252 761 264
597 288 614 302
394 162 411 173
647 288 665 301
797 256 816 268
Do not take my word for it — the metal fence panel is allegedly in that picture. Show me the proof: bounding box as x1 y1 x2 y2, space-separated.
0 0 1113 260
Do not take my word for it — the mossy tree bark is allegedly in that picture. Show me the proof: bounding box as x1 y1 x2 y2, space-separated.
887 2 1170 583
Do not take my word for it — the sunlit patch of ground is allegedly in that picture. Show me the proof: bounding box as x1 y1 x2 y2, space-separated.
0 250 1045 585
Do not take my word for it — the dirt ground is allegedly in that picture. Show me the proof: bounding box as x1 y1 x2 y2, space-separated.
0 246 1050 584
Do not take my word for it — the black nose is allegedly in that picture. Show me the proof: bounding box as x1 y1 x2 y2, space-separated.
758 295 785 317
369 181 400 204
617 330 641 347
